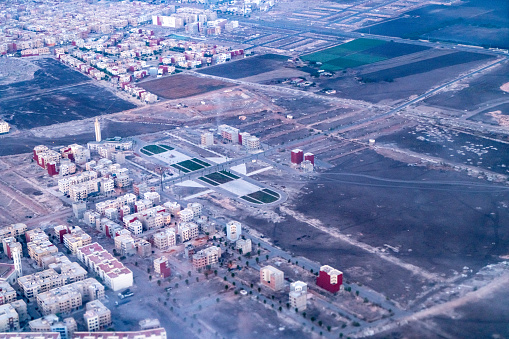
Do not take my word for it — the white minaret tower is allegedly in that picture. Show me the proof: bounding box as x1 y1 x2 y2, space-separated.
11 245 22 278
94 117 102 142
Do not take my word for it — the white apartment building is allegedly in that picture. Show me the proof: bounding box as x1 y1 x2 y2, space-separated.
153 228 176 250
0 304 19 332
178 208 194 222
58 171 98 195
236 238 252 255
200 132 214 147
0 121 10 134
29 314 77 339
0 223 27 240
178 222 199 243
187 202 202 217
0 283 16 306
289 281 308 311
36 278 105 316
226 220 241 241
84 300 111 332
63 227 92 255
77 243 133 291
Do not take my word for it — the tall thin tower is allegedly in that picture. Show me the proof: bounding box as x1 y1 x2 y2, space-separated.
11 245 22 278
95 117 102 142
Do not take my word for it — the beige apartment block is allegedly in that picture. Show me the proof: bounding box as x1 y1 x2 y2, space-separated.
192 246 221 269
0 283 16 306
0 304 19 332
63 226 92 254
84 300 111 332
153 228 176 250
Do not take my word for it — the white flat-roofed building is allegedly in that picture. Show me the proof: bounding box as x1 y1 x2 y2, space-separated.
187 202 202 217
178 222 199 243
289 281 307 311
36 278 104 316
73 328 167 339
77 243 133 291
236 238 252 255
178 208 194 222
29 314 77 339
84 300 111 332
0 282 16 306
63 227 92 255
0 121 10 134
0 303 19 331
0 223 27 241
226 220 241 242
201 132 214 147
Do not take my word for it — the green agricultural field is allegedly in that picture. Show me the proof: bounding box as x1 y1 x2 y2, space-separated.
301 38 390 71
262 189 280 198
142 144 167 154
159 145 174 151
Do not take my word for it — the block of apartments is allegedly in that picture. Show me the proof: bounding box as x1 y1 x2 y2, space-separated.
77 243 133 291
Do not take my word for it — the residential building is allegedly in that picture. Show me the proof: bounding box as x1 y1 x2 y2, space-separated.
187 202 202 217
77 243 133 291
139 319 161 330
27 239 58 267
289 281 307 311
200 132 214 147
236 239 252 255
36 278 104 316
245 136 261 151
260 265 284 291
192 246 221 269
63 227 92 255
291 149 304 164
10 300 27 323
84 300 111 332
154 257 171 278
0 334 60 339
304 152 315 165
218 124 239 143
29 314 77 339
0 304 19 332
153 228 176 250
0 264 18 285
316 265 343 293
0 223 27 241
0 283 16 306
136 239 152 257
226 220 241 241
178 222 199 243
178 208 194 222
0 121 10 134
114 233 136 256
73 328 167 339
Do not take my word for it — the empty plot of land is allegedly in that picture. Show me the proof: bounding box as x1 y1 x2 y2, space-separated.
197 54 290 79
139 74 234 99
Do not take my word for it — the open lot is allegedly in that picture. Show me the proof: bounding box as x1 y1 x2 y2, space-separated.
197 54 290 79
139 73 235 99
357 0 509 49
377 125 509 175
0 58 90 98
424 62 509 112
0 82 137 130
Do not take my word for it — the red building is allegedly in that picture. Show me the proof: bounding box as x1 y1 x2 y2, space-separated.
47 162 59 176
316 265 343 293
291 149 304 164
304 152 315 165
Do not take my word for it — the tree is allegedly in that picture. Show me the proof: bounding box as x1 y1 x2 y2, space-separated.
216 298 220 303
157 280 161 286
185 279 189 285
265 255 269 260
318 320 323 327
196 277 199 282
188 271 192 277
302 312 306 318
214 270 218 276
225 285 228 290
149 275 152 281
327 325 331 332
147 268 151 274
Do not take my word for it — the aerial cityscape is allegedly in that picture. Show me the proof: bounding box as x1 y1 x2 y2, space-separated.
0 0 508 338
